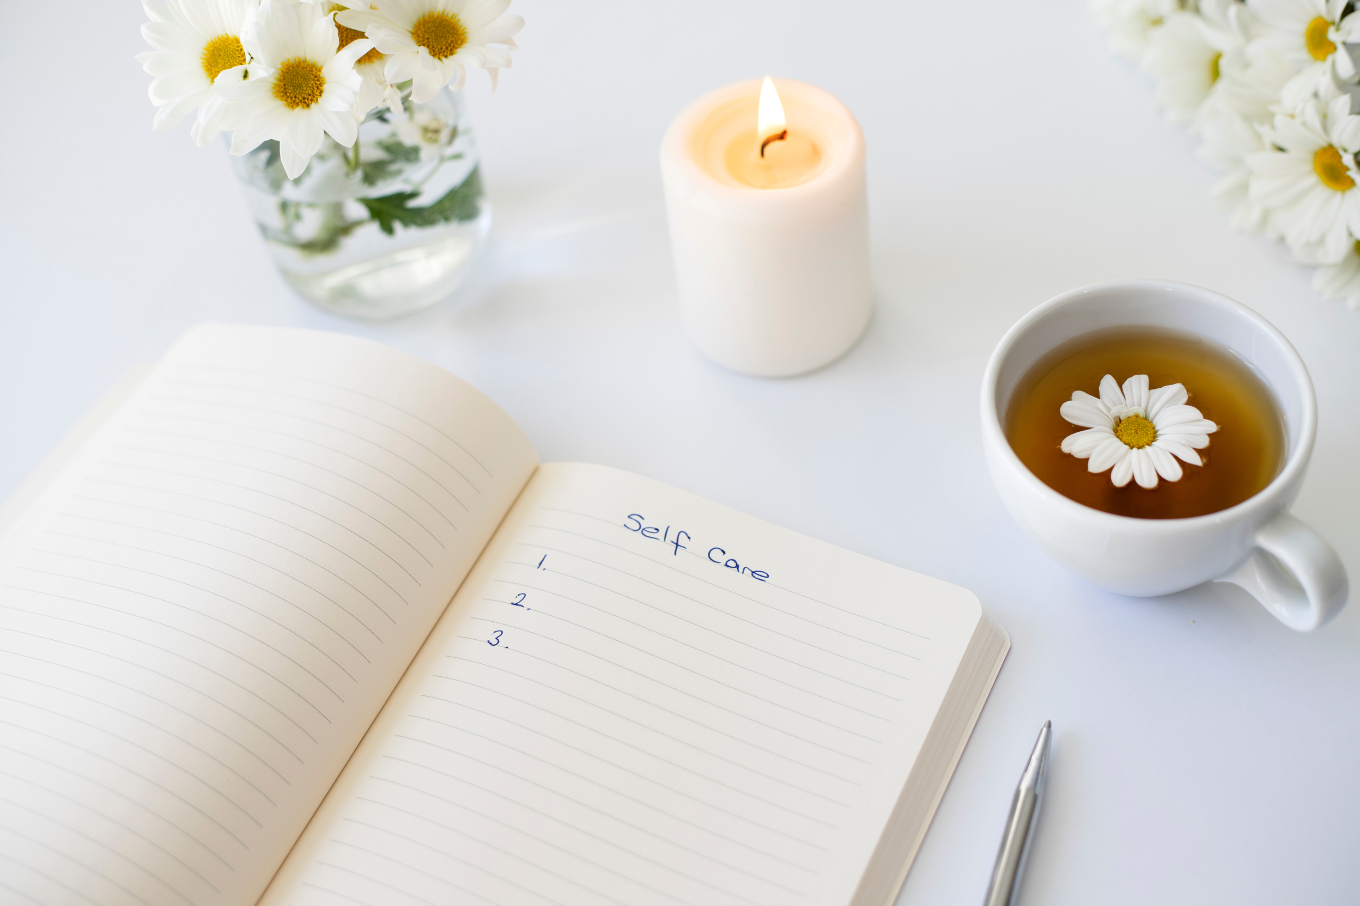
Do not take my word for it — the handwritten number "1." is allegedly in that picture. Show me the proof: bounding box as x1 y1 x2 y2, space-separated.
488 630 503 647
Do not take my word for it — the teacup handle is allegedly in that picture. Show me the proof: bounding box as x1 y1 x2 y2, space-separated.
1215 512 1348 631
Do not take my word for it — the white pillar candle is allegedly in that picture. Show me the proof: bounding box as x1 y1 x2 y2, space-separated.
660 77 872 378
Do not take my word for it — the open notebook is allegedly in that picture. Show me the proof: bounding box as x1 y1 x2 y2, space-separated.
0 325 1008 906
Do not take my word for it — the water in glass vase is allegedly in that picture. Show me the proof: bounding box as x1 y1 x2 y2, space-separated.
230 87 490 320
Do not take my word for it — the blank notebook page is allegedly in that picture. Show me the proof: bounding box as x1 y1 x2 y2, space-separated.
263 463 985 906
0 325 538 906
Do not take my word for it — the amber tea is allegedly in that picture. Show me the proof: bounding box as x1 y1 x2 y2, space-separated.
1005 326 1286 519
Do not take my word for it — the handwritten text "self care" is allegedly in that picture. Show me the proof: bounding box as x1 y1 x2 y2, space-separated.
623 514 769 582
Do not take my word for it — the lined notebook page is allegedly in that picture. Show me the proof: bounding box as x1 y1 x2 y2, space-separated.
263 463 984 906
0 325 537 906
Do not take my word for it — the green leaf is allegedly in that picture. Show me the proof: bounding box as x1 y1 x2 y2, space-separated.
378 133 424 162
359 166 483 236
359 135 426 186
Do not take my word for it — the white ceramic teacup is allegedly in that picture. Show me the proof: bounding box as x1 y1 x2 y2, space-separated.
981 280 1348 631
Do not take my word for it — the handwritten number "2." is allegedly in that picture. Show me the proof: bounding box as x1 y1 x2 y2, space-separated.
487 630 503 647
510 593 527 608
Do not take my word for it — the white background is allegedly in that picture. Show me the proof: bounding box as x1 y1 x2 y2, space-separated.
2 2 1358 903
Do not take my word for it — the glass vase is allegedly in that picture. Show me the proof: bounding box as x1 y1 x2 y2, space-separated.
229 87 490 320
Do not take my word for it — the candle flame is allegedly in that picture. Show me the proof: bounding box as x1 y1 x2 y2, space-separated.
758 76 787 158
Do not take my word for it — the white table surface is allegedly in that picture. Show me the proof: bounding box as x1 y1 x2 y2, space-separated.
3 1 1359 903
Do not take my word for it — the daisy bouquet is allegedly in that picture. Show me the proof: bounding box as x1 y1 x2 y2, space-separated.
1093 0 1360 307
139 0 522 178
138 0 522 316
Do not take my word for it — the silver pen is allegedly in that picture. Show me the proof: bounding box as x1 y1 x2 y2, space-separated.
982 721 1052 906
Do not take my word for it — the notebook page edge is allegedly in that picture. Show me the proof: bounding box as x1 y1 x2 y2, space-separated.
0 365 154 551
850 611 1011 906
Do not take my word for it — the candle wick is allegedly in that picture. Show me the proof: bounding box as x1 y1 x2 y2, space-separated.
760 130 788 159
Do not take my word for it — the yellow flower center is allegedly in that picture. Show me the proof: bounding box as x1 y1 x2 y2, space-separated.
1306 16 1336 61
1209 52 1221 84
272 57 326 110
336 19 383 66
410 10 468 60
1114 414 1157 449
200 34 246 83
1314 145 1355 191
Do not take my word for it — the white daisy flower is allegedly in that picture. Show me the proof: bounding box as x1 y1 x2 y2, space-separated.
394 105 456 160
327 3 404 115
1247 92 1360 262
337 0 524 104
1246 0 1360 110
1199 109 1274 232
136 0 256 145
1060 374 1219 489
1197 45 1294 233
1310 239 1360 305
217 0 374 179
1145 0 1254 128
1091 0 1179 64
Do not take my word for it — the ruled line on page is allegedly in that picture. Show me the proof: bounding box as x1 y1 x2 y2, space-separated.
0 768 220 892
71 496 409 616
146 394 478 508
0 789 201 903
526 520 932 649
172 364 498 479
373 761 775 906
47 526 385 650
540 506 933 640
102 452 435 568
306 860 497 906
129 415 463 531
79 481 421 590
487 578 897 723
0 741 234 870
335 822 603 906
0 834 159 906
114 431 448 549
155 379 486 497
0 873 56 906
393 731 813 891
0 660 284 804
511 627 874 758
0 693 262 834
401 712 816 868
0 605 319 743
0 718 250 852
515 541 916 679
410 699 827 850
0 625 306 771
428 676 839 829
12 566 356 692
361 780 698 906
467 617 871 767
502 556 905 707
398 734 808 898
439 660 852 810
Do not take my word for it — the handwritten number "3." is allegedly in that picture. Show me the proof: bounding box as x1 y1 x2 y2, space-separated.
488 630 503 647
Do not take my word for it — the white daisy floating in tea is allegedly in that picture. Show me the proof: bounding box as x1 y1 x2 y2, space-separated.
1059 374 1219 489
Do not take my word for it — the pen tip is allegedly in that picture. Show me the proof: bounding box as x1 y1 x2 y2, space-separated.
1043 720 1051 730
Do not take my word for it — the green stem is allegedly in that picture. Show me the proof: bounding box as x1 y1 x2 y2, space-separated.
347 138 361 174
405 152 465 193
